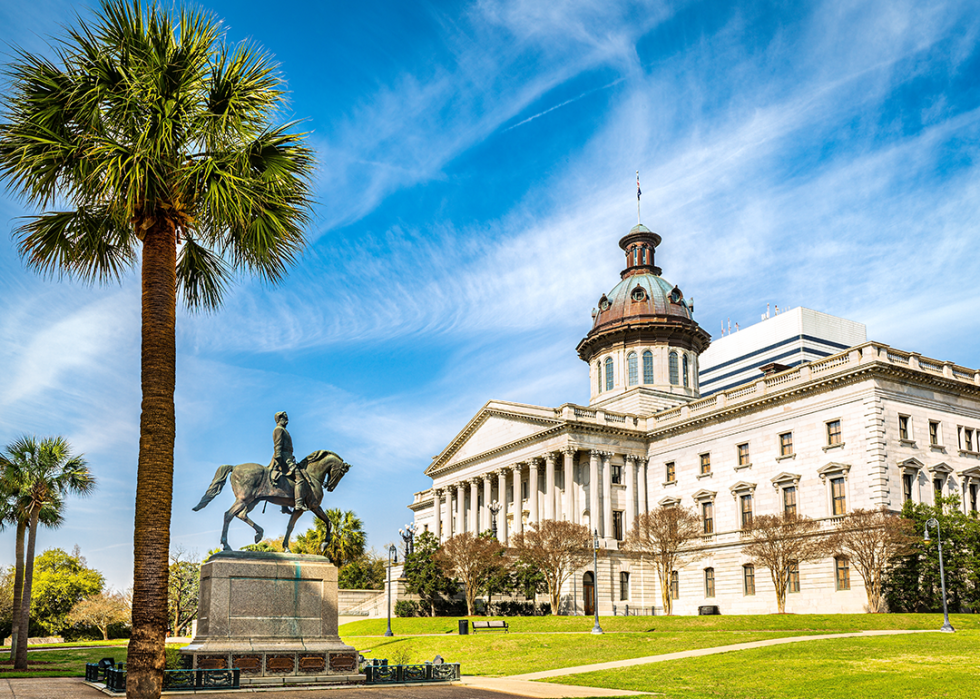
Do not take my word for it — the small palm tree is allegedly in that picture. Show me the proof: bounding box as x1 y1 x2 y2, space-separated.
0 3 314 696
294 510 366 567
0 436 94 669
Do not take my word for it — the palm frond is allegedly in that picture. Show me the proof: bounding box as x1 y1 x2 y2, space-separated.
176 236 231 311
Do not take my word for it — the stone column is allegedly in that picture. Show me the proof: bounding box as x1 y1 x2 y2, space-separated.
601 452 613 540
563 448 575 522
512 464 524 536
637 457 648 516
456 482 465 535
482 474 492 532
589 450 600 536
625 455 636 532
544 452 556 521
497 470 508 543
469 478 480 533
528 458 541 528
433 488 442 542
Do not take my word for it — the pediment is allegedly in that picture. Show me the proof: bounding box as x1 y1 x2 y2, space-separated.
729 481 757 496
899 457 924 470
425 402 561 475
658 496 681 507
817 462 851 476
771 472 801 487
691 489 717 502
928 462 954 474
959 466 980 480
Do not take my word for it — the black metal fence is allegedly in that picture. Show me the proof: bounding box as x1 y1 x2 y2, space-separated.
363 662 460 684
101 667 240 693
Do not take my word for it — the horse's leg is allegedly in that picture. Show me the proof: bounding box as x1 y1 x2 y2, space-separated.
236 499 265 544
282 508 303 553
222 499 248 551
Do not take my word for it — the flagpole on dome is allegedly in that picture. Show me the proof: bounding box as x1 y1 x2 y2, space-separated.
636 170 642 224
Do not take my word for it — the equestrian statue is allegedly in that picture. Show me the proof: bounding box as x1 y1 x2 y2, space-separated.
192 411 351 552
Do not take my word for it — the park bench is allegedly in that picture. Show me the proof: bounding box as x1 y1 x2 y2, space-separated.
471 620 508 633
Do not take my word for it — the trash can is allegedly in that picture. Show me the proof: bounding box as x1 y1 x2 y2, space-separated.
458 619 469 635
698 605 720 616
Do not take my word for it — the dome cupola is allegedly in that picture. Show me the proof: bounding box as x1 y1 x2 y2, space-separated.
577 222 711 414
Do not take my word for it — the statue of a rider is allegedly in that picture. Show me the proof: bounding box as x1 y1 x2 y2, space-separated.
269 411 306 513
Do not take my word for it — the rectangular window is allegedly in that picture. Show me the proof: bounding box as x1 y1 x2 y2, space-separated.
779 432 794 457
899 415 910 441
934 478 943 502
670 571 679 600
783 486 797 516
611 464 623 485
740 494 754 528
967 429 975 452
620 571 630 601
788 561 800 593
743 565 756 595
704 568 715 598
665 461 676 483
929 421 940 446
700 453 711 475
831 477 846 516
970 483 978 513
613 510 625 541
702 502 714 534
737 443 750 467
827 420 842 446
903 473 915 503
835 557 850 591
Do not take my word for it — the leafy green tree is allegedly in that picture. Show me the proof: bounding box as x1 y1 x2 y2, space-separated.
510 557 547 606
0 2 314 694
29 548 104 635
240 537 284 553
337 552 385 590
293 510 366 566
0 437 94 668
167 549 200 637
403 531 456 616
884 495 980 613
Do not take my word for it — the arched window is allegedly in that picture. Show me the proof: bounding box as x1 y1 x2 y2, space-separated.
642 350 654 384
669 351 679 385
627 352 638 386
596 362 602 393
682 354 690 388
604 356 614 391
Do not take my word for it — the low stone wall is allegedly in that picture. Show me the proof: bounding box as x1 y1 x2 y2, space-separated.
3 636 63 646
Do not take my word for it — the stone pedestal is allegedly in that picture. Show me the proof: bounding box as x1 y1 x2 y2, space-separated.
182 551 363 684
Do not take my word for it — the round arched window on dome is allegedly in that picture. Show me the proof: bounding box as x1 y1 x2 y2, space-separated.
643 350 654 384
627 352 638 386
669 351 679 385
683 354 690 388
670 286 682 304
604 356 614 391
599 295 610 311
631 286 646 302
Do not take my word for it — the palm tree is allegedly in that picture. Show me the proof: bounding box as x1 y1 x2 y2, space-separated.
0 436 94 669
0 3 313 696
0 477 63 661
294 510 366 567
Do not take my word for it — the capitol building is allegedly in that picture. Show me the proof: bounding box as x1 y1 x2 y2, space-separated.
407 221 980 615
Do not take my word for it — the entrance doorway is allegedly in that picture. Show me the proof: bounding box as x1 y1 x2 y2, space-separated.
583 571 595 616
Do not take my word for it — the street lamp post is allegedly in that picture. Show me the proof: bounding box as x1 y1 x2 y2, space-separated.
591 529 603 635
384 543 398 637
398 522 417 558
924 518 955 633
488 500 501 540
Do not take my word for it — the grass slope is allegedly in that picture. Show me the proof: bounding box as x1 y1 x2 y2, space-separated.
0 645 127 678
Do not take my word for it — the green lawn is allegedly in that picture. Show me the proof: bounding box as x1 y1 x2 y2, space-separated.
544 630 980 698
0 645 127 678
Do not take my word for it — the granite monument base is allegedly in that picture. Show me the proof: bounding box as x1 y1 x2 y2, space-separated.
182 551 363 685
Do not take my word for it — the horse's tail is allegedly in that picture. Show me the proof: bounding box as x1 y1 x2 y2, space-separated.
192 464 235 511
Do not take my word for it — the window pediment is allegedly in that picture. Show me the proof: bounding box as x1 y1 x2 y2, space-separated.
729 481 757 498
691 489 717 503
658 496 681 507
898 457 924 472
960 466 980 482
771 472 801 488
928 462 954 475
817 462 851 481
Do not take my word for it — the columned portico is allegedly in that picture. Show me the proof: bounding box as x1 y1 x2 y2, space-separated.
528 458 540 527
469 478 479 533
625 455 636 527
482 474 492 532
511 463 523 536
456 482 464 535
497 470 508 542
544 452 556 520
601 452 613 539
433 488 442 541
589 450 600 534
563 448 575 523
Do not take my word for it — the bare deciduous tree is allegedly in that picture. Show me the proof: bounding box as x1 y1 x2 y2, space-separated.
434 533 505 616
742 513 826 613
827 507 916 612
511 520 593 613
624 507 703 615
68 590 130 641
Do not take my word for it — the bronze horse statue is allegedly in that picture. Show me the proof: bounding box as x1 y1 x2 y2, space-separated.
192 450 350 552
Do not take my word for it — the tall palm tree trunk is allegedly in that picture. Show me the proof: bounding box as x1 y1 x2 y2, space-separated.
126 220 177 699
13 510 39 669
9 519 26 660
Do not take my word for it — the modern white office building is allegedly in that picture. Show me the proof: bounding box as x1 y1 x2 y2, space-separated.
406 220 980 615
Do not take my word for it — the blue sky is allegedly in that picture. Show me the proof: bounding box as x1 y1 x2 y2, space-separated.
1 0 979 590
